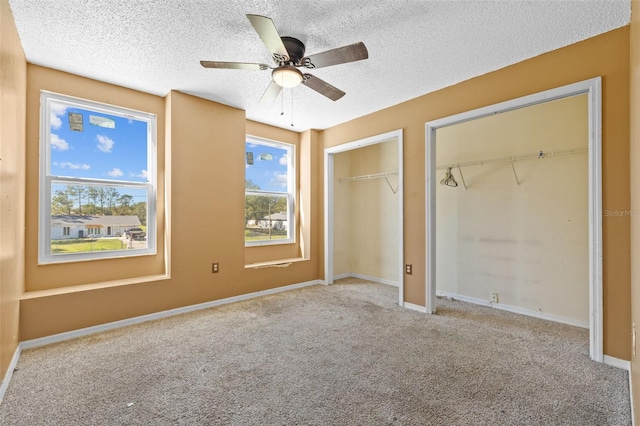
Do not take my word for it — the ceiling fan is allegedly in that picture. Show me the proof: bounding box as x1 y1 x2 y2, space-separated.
200 14 368 103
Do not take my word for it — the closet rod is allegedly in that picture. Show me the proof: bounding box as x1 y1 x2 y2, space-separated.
339 171 398 182
339 171 399 194
436 147 587 171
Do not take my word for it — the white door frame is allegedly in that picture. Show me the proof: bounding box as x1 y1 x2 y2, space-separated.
425 78 603 362
324 129 404 307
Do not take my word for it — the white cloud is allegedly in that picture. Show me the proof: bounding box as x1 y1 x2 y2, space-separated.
248 143 257 148
50 134 69 151
96 135 115 153
54 161 90 170
108 168 123 177
279 154 288 166
135 169 148 179
50 103 68 130
271 172 288 188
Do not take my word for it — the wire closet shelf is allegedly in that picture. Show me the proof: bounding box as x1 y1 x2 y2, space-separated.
338 171 399 194
437 147 587 190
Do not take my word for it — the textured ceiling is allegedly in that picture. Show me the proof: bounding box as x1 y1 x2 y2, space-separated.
8 0 630 132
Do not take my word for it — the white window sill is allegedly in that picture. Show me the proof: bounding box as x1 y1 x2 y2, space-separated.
244 257 308 269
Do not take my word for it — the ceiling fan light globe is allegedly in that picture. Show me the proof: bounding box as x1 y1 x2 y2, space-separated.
272 66 303 88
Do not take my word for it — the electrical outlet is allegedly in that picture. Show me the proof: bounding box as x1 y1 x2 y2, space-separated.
490 292 499 303
212 262 219 273
405 264 412 275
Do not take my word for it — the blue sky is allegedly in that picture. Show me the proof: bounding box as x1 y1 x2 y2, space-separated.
49 102 148 182
245 142 289 192
49 102 149 205
50 104 288 200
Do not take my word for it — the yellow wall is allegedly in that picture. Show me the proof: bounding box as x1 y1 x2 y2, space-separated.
629 0 640 421
0 0 26 379
350 141 399 282
322 27 631 359
19 83 320 340
436 95 589 324
333 142 400 283
0 5 634 388
299 129 321 264
333 150 352 276
245 120 302 265
25 66 168 290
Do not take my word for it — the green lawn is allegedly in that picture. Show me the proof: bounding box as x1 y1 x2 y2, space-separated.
244 229 287 242
51 238 127 254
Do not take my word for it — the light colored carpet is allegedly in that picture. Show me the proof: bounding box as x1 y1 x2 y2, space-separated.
0 278 631 425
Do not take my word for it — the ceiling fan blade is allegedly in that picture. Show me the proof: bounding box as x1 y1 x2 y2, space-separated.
246 14 289 62
301 74 345 101
302 42 368 69
200 61 269 70
259 81 283 103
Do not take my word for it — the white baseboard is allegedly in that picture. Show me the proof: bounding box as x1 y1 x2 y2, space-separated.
403 302 428 313
0 345 21 404
603 355 631 371
332 273 351 281
333 272 399 287
437 291 487 306
20 279 322 351
350 273 399 287
436 290 589 329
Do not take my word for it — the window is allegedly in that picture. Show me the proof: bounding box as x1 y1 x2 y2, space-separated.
245 137 295 246
39 91 157 264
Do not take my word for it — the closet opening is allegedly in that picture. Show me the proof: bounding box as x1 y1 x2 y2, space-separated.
425 78 602 362
324 130 404 307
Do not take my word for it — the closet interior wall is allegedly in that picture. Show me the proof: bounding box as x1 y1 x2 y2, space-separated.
333 141 399 285
435 94 589 326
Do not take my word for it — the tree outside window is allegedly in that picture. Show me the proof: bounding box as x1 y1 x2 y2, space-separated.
244 137 295 245
39 91 157 263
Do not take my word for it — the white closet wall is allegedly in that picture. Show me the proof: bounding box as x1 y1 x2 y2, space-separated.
333 141 399 284
436 94 589 325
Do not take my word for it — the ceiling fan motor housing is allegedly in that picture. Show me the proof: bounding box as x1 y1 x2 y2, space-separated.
280 36 306 64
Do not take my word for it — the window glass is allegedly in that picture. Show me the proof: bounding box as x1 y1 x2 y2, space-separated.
244 138 295 245
40 92 156 264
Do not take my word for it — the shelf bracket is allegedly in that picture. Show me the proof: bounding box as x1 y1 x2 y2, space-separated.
510 159 520 186
457 166 468 191
384 175 398 194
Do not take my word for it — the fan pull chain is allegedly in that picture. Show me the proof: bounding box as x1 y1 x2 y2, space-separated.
280 89 284 116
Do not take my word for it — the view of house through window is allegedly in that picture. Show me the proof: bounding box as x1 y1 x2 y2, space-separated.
245 137 295 245
39 91 156 263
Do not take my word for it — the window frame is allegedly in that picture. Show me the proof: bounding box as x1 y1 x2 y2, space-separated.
38 91 157 264
245 136 296 247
